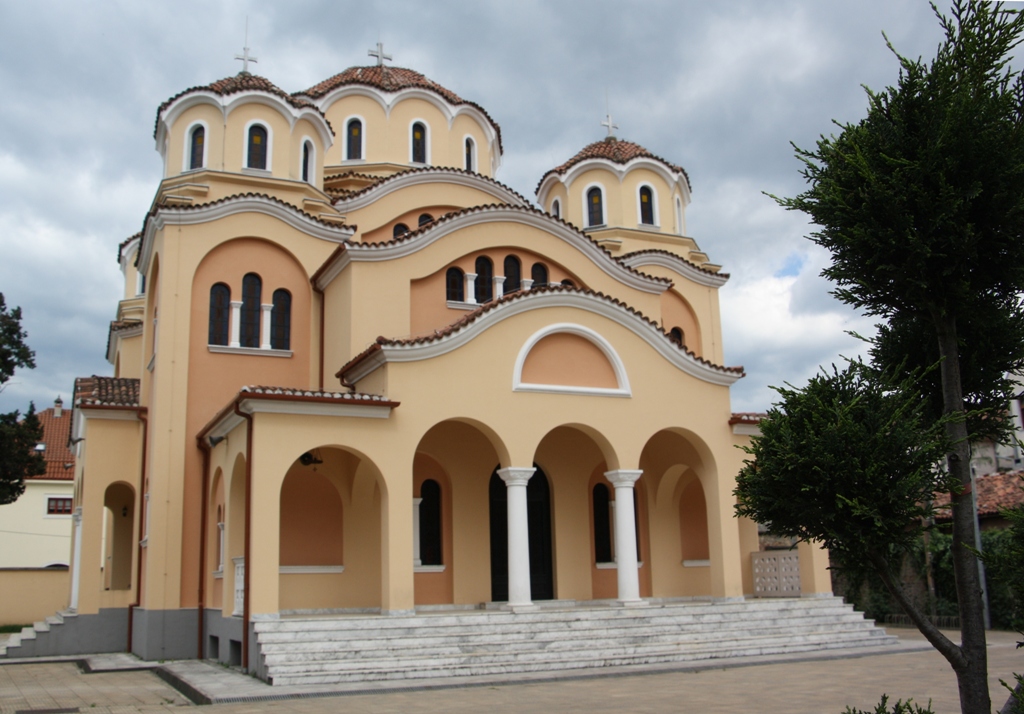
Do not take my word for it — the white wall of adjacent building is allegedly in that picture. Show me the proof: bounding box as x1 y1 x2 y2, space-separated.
0 479 73 568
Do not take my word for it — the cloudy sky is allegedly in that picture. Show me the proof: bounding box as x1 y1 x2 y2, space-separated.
0 0 954 414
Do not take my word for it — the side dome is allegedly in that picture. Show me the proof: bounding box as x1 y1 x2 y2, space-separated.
294 65 502 177
536 137 692 236
154 73 333 185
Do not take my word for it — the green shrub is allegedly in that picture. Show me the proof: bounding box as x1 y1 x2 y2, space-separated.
843 694 934 714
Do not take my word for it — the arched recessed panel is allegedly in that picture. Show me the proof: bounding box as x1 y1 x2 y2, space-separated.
514 323 630 397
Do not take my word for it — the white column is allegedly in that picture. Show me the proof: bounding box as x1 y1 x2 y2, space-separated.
69 508 83 612
233 557 245 616
229 301 242 348
522 278 535 291
413 497 423 567
493 275 506 299
260 304 273 349
606 469 642 603
498 467 535 607
464 273 478 304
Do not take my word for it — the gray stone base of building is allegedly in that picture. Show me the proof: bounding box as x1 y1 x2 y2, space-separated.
3 608 128 658
129 607 198 661
199 608 247 668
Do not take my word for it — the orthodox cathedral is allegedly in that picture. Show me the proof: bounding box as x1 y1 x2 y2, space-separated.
3 45 881 681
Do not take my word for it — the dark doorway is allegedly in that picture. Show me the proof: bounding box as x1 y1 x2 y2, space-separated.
489 465 554 601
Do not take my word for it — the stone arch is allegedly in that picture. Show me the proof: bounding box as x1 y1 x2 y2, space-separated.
207 467 226 609
103 481 135 591
514 323 630 396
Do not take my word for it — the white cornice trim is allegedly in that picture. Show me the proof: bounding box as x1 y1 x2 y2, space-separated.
732 423 761 436
280 565 345 574
208 345 293 358
512 323 632 398
333 170 527 212
139 195 355 275
155 90 334 158
344 291 742 387
537 156 692 208
318 207 667 295
619 252 729 288
238 397 393 419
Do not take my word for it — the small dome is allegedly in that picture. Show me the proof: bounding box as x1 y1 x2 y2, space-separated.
536 137 690 195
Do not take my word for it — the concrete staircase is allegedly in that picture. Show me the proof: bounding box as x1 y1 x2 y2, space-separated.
255 596 897 686
0 610 75 658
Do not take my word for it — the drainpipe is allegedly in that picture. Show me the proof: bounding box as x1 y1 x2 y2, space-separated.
127 408 149 652
233 401 253 671
196 436 211 659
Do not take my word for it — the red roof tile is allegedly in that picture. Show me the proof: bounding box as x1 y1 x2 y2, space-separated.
31 402 74 481
621 249 730 280
117 232 141 263
155 73 327 139
536 137 691 195
332 166 529 207
934 471 1024 520
73 376 141 408
729 412 767 426
296 66 502 152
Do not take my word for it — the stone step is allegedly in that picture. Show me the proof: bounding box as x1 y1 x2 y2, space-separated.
266 633 897 686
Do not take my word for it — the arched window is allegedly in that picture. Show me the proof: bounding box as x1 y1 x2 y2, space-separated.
271 289 291 350
561 278 575 288
464 137 474 172
475 256 493 303
240 273 262 348
346 119 362 160
669 327 684 346
531 262 548 288
411 122 427 164
639 185 655 225
446 267 465 302
208 283 230 346
420 479 442 566
247 125 268 170
587 186 604 227
393 223 409 238
418 213 433 227
503 255 522 293
593 483 612 563
551 199 560 219
301 141 313 183
189 125 205 170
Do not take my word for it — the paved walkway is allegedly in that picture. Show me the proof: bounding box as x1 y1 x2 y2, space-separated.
0 628 1019 713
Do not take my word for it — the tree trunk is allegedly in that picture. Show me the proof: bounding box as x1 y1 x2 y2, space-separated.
934 311 991 714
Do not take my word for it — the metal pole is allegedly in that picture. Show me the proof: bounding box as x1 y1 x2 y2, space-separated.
969 466 991 630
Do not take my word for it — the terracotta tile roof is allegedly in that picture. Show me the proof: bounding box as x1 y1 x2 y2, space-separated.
117 232 142 263
934 471 1024 520
32 402 74 481
73 376 141 408
295 65 503 152
337 284 744 380
729 412 767 426
155 73 328 139
105 320 143 361
536 137 691 195
621 248 730 280
240 386 395 403
332 166 529 206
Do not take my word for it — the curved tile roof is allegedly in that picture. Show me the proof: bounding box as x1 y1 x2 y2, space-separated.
154 73 327 139
536 137 691 195
332 166 529 207
620 248 729 280
73 376 141 407
295 65 503 151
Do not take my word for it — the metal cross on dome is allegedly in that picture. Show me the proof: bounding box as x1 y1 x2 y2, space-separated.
235 20 258 74
601 113 619 138
368 41 392 67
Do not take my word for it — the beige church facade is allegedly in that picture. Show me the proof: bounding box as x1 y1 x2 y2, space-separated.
53 56 833 672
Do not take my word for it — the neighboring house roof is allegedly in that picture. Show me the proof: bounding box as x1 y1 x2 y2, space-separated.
32 402 75 481
934 470 1024 520
295 65 503 151
729 412 767 426
536 137 691 195
73 376 141 407
154 73 326 138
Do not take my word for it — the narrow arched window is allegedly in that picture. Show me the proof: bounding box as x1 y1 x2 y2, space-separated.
240 273 262 348
669 327 684 346
412 122 427 163
551 199 560 219
393 223 409 238
639 186 655 225
503 255 521 293
271 289 291 350
301 141 313 183
531 262 548 288
418 213 433 227
247 125 268 170
420 479 442 566
561 278 575 288
593 483 612 563
189 126 205 170
465 137 474 172
446 267 464 302
208 283 230 346
347 119 362 160
587 186 604 227
475 256 493 303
